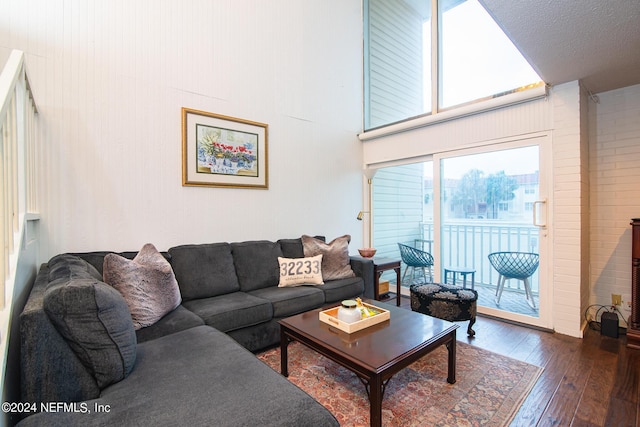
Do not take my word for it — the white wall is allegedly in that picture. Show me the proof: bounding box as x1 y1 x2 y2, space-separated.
0 0 364 258
361 92 551 165
549 81 588 337
589 84 640 319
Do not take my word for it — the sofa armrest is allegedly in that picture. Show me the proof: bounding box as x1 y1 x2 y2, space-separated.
349 257 375 299
20 265 101 406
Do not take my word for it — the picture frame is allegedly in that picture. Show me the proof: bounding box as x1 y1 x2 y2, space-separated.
182 108 268 189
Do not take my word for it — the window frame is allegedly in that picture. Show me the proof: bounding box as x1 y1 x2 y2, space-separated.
363 0 544 132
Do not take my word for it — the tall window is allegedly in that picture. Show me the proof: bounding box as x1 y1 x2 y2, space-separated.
364 0 542 130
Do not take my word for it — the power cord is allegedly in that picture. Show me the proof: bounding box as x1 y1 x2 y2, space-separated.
583 304 628 334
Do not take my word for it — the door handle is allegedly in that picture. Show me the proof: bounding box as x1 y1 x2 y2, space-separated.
533 199 546 228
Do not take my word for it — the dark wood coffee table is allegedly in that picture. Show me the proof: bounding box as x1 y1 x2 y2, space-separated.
278 300 458 427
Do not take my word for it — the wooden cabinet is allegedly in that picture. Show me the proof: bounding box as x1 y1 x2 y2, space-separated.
628 219 640 349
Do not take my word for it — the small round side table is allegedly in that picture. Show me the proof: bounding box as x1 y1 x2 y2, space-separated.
443 266 476 290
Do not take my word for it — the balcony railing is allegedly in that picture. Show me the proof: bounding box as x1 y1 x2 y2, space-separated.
376 221 540 295
437 221 540 294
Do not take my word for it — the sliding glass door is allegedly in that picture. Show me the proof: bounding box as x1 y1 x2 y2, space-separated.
370 136 550 328
434 138 550 327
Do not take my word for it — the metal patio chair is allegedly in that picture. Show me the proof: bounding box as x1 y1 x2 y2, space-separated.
488 251 539 309
398 243 434 285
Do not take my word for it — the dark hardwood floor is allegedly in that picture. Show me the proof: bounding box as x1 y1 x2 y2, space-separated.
392 294 640 427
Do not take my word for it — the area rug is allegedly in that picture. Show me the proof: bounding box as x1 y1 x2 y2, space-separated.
257 341 542 427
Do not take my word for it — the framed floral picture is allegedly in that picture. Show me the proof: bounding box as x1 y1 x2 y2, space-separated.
182 108 268 189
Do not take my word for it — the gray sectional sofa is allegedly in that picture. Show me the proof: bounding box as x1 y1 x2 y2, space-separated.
17 236 374 426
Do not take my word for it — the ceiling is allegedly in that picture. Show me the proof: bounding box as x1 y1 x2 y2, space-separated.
479 0 640 94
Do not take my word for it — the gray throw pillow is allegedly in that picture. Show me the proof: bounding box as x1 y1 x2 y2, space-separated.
103 243 181 330
278 236 325 258
43 278 137 389
302 235 356 281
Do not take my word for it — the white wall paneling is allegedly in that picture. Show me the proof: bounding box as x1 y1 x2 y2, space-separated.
0 0 365 257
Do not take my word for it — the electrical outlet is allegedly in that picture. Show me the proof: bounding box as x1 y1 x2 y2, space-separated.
612 294 622 306
623 295 632 312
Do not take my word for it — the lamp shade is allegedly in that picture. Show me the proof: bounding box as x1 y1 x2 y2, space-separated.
363 167 377 181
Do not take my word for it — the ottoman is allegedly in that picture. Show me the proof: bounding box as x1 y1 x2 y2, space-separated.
410 282 478 337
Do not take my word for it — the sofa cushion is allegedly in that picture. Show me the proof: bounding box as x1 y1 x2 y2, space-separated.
249 286 325 318
47 254 103 285
302 235 356 281
277 238 306 258
135 305 205 344
168 243 240 300
232 240 283 291
319 276 365 304
182 292 273 332
277 255 324 287
103 243 181 330
16 326 339 427
43 278 137 390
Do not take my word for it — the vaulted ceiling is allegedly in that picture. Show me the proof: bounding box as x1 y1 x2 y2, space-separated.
479 0 640 94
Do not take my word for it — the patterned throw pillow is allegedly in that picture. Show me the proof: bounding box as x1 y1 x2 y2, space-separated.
301 235 356 281
277 255 324 287
103 243 181 330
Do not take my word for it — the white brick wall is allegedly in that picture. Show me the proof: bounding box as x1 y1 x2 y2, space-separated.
589 84 640 325
551 81 586 337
